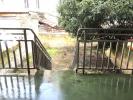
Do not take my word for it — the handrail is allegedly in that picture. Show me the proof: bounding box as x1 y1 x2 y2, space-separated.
29 29 51 60
77 28 133 35
0 28 51 60
0 28 51 70
77 28 133 39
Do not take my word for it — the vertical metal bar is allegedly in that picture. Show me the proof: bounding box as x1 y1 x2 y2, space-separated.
126 42 132 69
24 29 30 74
32 41 35 69
114 41 119 70
36 46 39 69
34 43 37 69
13 49 17 68
101 42 106 69
37 46 41 69
0 41 5 68
83 40 86 74
120 42 125 69
107 42 112 69
5 41 11 68
90 42 92 69
95 42 99 69
76 41 79 73
18 41 23 68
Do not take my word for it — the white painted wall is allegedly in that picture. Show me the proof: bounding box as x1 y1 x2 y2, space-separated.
0 18 21 28
0 14 39 33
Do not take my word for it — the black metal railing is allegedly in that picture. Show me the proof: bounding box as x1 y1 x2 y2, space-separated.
0 28 51 71
75 28 133 74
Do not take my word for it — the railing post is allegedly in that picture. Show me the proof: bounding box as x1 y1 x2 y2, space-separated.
5 41 11 68
32 41 36 69
76 40 79 73
24 29 30 74
34 39 38 69
0 41 5 68
82 32 86 74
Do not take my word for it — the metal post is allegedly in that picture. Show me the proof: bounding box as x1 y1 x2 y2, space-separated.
24 29 30 74
83 40 86 74
0 41 5 68
5 41 11 68
32 41 36 69
82 32 86 74
76 41 79 73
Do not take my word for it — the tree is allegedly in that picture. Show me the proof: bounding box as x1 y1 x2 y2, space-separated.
58 0 133 35
58 0 80 35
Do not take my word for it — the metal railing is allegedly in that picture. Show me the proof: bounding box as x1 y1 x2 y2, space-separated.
76 28 133 74
0 28 51 71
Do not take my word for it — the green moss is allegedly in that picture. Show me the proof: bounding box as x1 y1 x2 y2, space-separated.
47 48 58 57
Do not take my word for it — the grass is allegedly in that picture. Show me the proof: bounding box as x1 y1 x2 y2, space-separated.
39 34 76 47
46 48 58 57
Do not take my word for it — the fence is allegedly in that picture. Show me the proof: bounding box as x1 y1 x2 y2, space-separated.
75 28 133 74
0 28 51 71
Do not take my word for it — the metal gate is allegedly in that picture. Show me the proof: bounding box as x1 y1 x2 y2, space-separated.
76 28 133 74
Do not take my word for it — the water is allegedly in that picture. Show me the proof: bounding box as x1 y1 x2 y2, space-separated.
59 71 133 100
0 70 133 100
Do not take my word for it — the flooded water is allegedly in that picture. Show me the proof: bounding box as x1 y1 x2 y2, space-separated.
0 70 133 100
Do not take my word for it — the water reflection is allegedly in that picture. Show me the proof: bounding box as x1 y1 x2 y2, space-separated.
0 71 133 100
0 75 35 100
60 73 133 100
0 70 62 100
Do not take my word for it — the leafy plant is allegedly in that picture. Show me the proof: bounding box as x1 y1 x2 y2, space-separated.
58 0 133 35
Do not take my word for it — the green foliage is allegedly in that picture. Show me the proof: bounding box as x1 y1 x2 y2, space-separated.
58 0 133 35
58 0 80 35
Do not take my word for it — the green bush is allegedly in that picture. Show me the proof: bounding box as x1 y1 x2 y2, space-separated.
58 0 133 35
